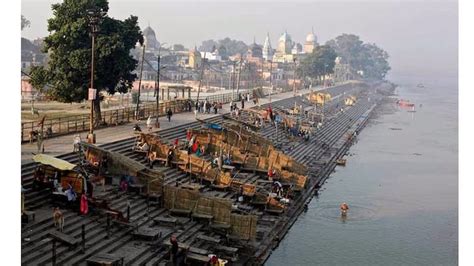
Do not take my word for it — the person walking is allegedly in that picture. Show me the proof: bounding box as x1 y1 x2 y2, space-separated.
146 116 153 132
166 108 173 122
73 135 82 152
241 97 245 109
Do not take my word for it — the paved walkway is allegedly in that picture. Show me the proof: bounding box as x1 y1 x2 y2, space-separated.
21 88 316 163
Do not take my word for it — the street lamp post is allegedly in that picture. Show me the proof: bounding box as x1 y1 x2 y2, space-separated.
269 60 273 106
87 9 105 144
155 43 167 128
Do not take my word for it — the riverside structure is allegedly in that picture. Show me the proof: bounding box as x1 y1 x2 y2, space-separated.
21 80 394 265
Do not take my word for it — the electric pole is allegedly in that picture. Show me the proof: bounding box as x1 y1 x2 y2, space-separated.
236 57 243 97
136 44 145 119
196 52 207 103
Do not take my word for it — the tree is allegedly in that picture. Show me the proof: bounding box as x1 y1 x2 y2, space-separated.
297 45 337 81
172 44 186 51
199 37 248 56
29 0 143 124
199 40 218 52
360 43 391 79
21 15 30 31
326 34 365 70
326 34 390 80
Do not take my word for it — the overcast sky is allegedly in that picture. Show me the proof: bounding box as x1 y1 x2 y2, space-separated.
21 0 458 77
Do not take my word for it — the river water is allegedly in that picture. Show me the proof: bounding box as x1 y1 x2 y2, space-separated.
266 73 458 266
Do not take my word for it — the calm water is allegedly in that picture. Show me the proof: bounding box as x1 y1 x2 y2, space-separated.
266 73 458 266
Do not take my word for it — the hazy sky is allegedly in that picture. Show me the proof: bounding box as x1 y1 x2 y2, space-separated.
21 0 458 77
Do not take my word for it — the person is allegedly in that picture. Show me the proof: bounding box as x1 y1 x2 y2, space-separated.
246 92 250 102
65 182 76 202
212 152 219 167
209 255 219 266
170 235 179 265
191 140 199 153
223 153 232 165
213 102 218 114
146 116 153 132
167 108 173 122
80 192 89 215
241 97 245 109
73 135 82 152
267 167 276 181
32 168 45 190
174 137 179 147
166 148 174 167
187 135 195 153
273 181 283 197
52 171 60 192
120 177 129 192
340 202 349 216
229 100 233 112
196 145 205 157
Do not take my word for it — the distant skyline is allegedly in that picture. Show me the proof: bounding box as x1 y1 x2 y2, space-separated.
21 0 458 77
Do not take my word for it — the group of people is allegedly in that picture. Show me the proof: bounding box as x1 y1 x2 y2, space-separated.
194 99 221 114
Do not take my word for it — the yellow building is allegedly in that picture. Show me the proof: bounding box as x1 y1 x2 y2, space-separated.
187 47 202 69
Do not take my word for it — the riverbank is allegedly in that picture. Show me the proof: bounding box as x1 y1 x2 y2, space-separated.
267 75 458 265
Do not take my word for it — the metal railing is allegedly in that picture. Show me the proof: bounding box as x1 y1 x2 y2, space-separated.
20 88 271 143
21 100 191 143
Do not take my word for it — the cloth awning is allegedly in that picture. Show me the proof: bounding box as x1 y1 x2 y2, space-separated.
32 154 77 171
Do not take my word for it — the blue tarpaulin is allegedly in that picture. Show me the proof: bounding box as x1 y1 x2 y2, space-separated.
206 123 223 131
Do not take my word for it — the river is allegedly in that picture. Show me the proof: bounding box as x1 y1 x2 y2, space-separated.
266 73 458 265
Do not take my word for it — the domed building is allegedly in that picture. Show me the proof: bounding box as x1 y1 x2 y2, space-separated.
292 43 303 55
273 30 296 63
276 31 293 55
304 28 318 53
247 38 263 58
142 26 160 52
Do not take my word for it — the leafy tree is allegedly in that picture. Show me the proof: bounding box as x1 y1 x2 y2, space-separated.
326 34 365 70
218 45 228 60
297 45 337 81
21 15 30 31
218 37 248 56
172 44 186 51
199 40 218 52
360 43 391 79
199 38 248 56
29 0 143 124
326 34 390 80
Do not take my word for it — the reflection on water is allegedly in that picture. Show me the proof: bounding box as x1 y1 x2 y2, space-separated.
266 74 458 266
310 203 378 224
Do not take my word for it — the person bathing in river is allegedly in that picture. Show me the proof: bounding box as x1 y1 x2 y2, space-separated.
340 202 349 216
